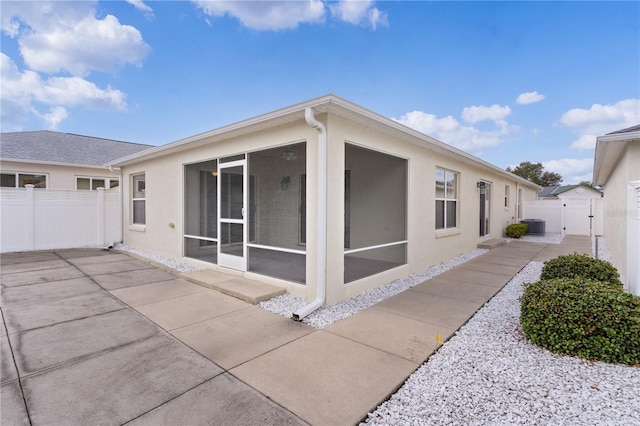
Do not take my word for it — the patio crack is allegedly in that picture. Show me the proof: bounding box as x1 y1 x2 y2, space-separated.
1 306 33 426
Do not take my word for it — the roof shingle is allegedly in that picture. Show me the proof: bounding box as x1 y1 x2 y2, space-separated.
0 130 153 167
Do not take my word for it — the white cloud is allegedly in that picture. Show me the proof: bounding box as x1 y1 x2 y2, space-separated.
542 158 595 184
192 0 388 31
1 53 127 131
192 0 326 31
126 0 155 18
0 2 147 129
461 104 511 124
516 91 545 105
559 98 640 150
1 1 150 76
329 0 388 29
36 106 69 130
394 109 516 152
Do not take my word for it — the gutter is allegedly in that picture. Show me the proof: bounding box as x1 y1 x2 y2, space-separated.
109 165 124 245
293 107 327 321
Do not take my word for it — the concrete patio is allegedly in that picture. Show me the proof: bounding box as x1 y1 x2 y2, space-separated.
1 236 591 425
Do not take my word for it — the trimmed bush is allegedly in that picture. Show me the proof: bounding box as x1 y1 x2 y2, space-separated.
506 223 528 238
540 253 622 287
520 278 640 365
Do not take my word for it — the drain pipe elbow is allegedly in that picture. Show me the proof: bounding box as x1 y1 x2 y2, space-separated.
293 107 327 321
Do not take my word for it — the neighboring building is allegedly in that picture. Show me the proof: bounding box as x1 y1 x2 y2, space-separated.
593 124 640 296
111 95 539 307
537 184 602 200
529 184 604 236
0 130 153 190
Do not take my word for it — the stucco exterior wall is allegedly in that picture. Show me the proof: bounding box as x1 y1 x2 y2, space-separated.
324 114 537 302
119 112 538 305
1 160 119 190
601 140 640 290
120 121 321 300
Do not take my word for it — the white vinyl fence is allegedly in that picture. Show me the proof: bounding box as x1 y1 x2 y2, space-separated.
1 185 121 253
522 198 603 236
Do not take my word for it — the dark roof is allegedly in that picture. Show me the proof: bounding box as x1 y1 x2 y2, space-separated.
538 184 602 198
606 124 640 135
537 185 560 198
0 130 153 167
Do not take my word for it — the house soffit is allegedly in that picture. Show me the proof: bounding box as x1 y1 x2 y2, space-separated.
593 132 639 185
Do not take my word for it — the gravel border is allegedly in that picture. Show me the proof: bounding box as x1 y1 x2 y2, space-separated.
259 248 489 328
361 239 639 425
365 262 640 425
113 243 201 273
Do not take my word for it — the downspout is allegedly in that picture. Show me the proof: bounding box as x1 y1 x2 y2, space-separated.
109 165 124 245
293 107 327 321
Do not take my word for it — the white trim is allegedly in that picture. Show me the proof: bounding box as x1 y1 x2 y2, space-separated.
247 243 306 255
184 234 218 242
344 240 407 255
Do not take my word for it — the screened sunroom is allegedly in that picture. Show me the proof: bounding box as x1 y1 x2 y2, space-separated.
184 142 307 284
182 140 407 286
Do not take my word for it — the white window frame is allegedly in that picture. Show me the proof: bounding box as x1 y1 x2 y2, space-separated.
131 173 146 226
0 171 48 188
435 167 458 230
505 185 510 208
76 176 118 191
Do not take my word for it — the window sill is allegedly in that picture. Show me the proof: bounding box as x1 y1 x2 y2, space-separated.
129 224 146 232
435 228 461 238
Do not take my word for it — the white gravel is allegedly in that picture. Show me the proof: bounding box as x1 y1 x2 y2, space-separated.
360 235 639 425
259 248 489 328
113 243 201 273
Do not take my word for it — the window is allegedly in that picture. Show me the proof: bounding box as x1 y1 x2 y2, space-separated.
1 172 47 188
76 177 118 190
505 185 510 208
435 168 458 230
132 174 146 225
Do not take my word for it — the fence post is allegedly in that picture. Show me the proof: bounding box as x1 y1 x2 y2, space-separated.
25 184 35 250
97 187 105 245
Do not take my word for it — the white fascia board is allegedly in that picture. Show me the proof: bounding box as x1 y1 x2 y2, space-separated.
108 93 540 189
593 132 640 185
109 95 336 167
324 96 540 189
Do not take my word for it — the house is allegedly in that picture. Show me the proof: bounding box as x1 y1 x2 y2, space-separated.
0 131 153 253
0 130 153 190
526 184 604 236
593 124 640 296
110 94 539 311
537 184 602 200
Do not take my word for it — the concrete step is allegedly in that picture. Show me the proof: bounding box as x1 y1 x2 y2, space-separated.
181 270 286 304
477 238 507 250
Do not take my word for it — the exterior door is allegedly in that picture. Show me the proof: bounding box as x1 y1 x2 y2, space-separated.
479 182 491 237
218 159 247 271
563 198 592 236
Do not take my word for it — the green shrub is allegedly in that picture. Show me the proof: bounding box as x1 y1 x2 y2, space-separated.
540 253 622 287
506 223 528 238
520 278 640 365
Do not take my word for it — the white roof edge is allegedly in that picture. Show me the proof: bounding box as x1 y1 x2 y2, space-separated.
1 157 114 170
109 94 334 167
593 130 640 185
325 96 540 189
597 130 640 143
109 94 539 188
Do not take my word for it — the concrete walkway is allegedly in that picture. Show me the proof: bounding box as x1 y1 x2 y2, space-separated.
1 236 591 425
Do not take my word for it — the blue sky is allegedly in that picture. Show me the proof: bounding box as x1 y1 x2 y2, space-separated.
1 1 639 184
